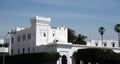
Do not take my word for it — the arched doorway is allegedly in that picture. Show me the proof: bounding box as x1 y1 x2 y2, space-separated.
75 59 80 64
62 55 67 64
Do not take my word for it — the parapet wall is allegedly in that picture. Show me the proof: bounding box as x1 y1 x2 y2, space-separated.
30 16 51 22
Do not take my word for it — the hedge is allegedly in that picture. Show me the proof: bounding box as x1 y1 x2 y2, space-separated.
73 48 120 64
0 52 60 64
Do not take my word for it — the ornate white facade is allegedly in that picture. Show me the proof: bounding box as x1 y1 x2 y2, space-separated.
87 40 118 48
10 16 120 64
11 16 68 54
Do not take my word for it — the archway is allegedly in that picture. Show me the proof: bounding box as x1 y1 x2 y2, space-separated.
62 55 67 64
75 59 80 64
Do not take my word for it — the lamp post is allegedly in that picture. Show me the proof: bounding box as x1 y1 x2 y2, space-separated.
8 30 16 55
70 56 73 64
59 55 61 64
3 33 9 64
2 29 16 64
2 51 5 64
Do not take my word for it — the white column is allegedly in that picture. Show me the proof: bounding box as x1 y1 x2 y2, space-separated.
88 62 91 64
80 60 84 64
70 57 72 64
57 57 61 64
9 38 11 55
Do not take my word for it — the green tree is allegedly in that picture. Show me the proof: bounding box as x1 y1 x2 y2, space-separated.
68 28 76 43
74 34 87 45
4 43 9 47
98 27 105 46
73 48 119 64
50 52 60 64
0 43 3 47
114 24 120 47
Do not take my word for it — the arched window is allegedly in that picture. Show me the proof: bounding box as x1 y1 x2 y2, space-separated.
62 55 67 64
18 49 20 54
112 43 115 47
95 42 98 46
23 48 25 53
103 42 107 47
43 33 46 37
53 33 54 37
28 47 30 53
104 43 107 47
33 47 34 52
96 43 98 46
112 42 115 47
11 49 13 54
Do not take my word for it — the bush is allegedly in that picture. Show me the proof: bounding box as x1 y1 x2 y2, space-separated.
73 48 120 64
0 52 60 64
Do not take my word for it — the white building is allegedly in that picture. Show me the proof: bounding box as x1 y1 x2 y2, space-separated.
10 16 120 64
0 39 4 44
87 40 118 48
0 39 9 53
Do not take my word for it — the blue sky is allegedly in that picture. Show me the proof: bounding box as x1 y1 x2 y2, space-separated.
0 0 120 40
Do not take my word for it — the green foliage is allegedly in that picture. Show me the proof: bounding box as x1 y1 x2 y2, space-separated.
50 52 60 64
0 43 9 47
4 43 9 47
0 52 60 64
68 28 87 45
73 48 120 64
68 28 76 43
98 27 105 35
114 24 120 33
74 34 87 45
0 43 3 47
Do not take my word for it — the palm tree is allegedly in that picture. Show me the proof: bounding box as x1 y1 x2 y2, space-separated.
114 24 120 47
98 27 105 46
74 34 87 45
68 28 76 43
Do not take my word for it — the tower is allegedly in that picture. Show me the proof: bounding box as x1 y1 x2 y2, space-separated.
30 16 51 45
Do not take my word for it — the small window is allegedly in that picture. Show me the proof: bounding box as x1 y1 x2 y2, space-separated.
54 40 58 42
33 47 34 52
18 49 20 54
27 33 31 39
53 33 54 37
11 49 13 54
43 33 46 37
22 34 26 41
17 36 21 42
104 43 107 47
112 43 115 47
11 37 14 44
23 48 25 53
96 43 98 46
95 42 98 46
28 47 30 53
